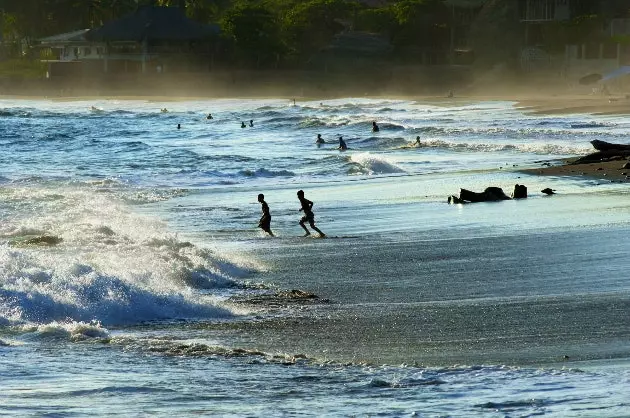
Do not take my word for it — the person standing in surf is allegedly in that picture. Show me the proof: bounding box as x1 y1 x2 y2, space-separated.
257 193 274 236
297 190 325 237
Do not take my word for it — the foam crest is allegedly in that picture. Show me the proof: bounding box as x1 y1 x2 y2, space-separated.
239 168 295 177
417 138 590 155
0 184 250 328
19 321 110 341
349 153 406 175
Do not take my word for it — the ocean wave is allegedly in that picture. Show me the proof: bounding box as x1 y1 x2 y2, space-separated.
298 117 327 128
352 136 409 150
377 122 406 131
0 185 254 327
416 125 626 139
348 153 406 175
569 122 613 129
239 168 295 177
18 321 110 341
0 252 238 326
0 108 35 118
413 138 589 155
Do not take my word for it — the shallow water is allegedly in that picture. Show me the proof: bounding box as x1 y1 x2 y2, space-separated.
1 97 629 416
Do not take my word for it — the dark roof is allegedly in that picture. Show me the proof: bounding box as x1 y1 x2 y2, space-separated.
86 6 219 42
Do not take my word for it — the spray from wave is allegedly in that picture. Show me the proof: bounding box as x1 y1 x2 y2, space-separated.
348 153 406 175
0 183 256 330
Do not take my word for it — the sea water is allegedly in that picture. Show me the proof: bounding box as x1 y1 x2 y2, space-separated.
1 97 629 416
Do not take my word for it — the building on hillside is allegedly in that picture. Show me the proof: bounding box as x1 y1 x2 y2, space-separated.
517 0 630 83
39 29 103 79
39 5 219 80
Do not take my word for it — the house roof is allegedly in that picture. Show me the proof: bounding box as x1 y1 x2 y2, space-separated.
39 29 91 44
86 6 219 42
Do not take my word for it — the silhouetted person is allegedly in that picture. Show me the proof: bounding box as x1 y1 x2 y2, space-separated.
415 136 421 146
249 119 254 127
297 190 325 237
177 124 181 129
257 193 274 236
316 134 325 144
207 113 213 120
372 121 379 132
241 122 246 128
338 136 347 151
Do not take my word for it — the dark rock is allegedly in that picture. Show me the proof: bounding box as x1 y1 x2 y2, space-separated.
541 188 555 195
459 187 511 203
448 195 466 204
512 184 527 199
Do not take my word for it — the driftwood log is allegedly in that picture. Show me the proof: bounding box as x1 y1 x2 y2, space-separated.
448 187 511 204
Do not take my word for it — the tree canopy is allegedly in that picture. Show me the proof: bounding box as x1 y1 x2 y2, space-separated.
0 0 621 68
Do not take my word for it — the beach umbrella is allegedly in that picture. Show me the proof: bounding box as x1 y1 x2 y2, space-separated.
579 73 603 85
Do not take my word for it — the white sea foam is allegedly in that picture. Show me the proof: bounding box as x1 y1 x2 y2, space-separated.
349 153 406 175
0 184 250 328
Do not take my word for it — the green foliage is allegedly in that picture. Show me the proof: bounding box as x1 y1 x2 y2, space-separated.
388 0 450 48
354 8 396 35
220 2 285 68
0 59 47 79
283 0 356 57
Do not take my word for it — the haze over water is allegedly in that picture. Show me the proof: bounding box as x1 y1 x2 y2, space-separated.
1 97 630 416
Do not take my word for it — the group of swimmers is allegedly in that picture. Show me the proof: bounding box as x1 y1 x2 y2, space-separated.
316 121 422 150
257 190 325 238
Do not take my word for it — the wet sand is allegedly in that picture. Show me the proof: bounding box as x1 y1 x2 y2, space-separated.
523 157 630 183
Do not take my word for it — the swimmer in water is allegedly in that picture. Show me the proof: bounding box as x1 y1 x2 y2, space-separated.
338 136 347 151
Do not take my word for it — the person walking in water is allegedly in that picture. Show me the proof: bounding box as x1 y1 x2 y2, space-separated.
241 121 246 128
257 193 274 236
372 121 379 132
297 190 325 237
249 119 254 127
316 134 325 144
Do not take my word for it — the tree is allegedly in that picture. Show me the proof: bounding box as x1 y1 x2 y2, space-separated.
283 0 356 58
220 1 285 68
388 0 450 48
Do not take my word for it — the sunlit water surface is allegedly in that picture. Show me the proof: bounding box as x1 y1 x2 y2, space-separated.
1 98 629 416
